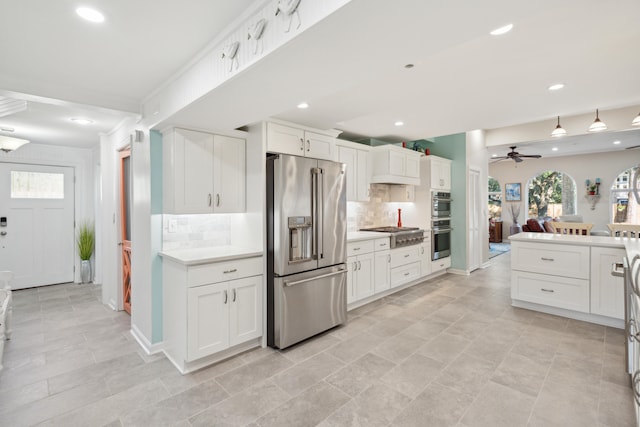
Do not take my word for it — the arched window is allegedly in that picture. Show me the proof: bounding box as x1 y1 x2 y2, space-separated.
488 176 502 219
527 170 577 218
611 165 640 224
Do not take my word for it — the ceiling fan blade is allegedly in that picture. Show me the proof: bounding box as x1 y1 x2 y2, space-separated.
519 154 542 158
626 145 640 150
514 156 523 163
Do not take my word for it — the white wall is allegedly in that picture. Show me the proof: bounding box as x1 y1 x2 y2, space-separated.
0 142 95 282
489 149 639 233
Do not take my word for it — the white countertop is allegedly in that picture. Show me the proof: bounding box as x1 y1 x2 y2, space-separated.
509 232 632 249
159 246 263 265
624 238 640 260
347 231 386 242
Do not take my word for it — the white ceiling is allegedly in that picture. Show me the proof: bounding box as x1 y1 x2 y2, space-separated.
1 0 639 153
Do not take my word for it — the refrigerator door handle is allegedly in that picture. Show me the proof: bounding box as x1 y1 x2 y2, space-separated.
284 269 346 287
317 167 324 259
311 168 318 260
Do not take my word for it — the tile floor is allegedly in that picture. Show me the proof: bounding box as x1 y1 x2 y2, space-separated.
0 252 636 426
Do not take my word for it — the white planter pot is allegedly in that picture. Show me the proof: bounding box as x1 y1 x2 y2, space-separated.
80 260 91 284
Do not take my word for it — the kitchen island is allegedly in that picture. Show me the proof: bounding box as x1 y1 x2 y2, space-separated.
509 232 639 328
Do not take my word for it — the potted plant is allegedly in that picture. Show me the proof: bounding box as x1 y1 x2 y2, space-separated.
77 220 95 284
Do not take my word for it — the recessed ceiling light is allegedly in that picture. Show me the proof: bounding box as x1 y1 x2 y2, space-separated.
491 154 497 157
548 83 564 91
613 140 621 145
76 7 105 23
71 118 94 125
552 147 559 151
490 24 513 36
394 121 404 127
297 102 309 109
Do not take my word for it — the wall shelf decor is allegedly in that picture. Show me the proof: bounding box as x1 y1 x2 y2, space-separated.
276 0 301 33
585 194 600 210
247 18 267 54
221 41 240 71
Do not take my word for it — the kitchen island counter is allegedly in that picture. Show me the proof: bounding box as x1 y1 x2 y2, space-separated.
159 246 262 265
509 232 628 248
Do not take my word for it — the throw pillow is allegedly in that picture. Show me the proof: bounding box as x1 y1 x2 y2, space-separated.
543 221 555 233
526 218 543 232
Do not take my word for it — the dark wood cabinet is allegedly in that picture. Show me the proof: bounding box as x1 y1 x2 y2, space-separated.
489 221 503 243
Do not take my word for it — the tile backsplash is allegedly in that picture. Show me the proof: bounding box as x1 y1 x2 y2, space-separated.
163 214 231 250
347 184 400 231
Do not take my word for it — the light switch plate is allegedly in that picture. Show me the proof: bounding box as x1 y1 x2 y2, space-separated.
168 219 177 233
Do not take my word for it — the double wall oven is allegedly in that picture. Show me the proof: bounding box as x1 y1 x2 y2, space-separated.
431 192 452 261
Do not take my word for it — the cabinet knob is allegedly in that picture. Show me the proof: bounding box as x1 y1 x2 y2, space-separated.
307 140 310 152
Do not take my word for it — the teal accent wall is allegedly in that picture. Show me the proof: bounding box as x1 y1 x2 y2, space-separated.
421 134 468 271
150 130 163 343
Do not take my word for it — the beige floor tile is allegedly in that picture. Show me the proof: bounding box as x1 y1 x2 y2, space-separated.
434 353 498 397
272 352 345 397
256 382 350 427
392 381 474 427
370 333 426 363
417 331 471 365
280 331 341 364
325 331 380 363
380 353 444 398
460 381 536 427
325 352 395 397
491 352 549 397
215 352 292 395
598 380 636 427
189 379 290 427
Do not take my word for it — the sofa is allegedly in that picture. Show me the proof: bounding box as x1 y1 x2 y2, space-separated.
522 218 555 233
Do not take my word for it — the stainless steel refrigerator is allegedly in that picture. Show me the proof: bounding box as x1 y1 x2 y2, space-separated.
267 154 347 349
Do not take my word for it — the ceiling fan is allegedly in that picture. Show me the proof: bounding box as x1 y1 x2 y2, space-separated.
493 146 542 163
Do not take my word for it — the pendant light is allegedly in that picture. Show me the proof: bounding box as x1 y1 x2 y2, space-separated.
551 116 567 137
632 112 640 126
588 109 607 132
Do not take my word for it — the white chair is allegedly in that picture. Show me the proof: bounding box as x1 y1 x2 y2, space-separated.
552 222 593 235
0 271 13 372
608 223 640 238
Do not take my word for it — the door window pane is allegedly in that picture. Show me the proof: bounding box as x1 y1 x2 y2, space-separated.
11 171 65 199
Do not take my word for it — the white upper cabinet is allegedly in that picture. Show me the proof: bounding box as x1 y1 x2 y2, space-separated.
266 122 335 161
422 155 451 191
163 127 245 214
370 145 422 185
336 140 371 202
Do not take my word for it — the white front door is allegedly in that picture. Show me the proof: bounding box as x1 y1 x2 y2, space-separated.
0 163 75 289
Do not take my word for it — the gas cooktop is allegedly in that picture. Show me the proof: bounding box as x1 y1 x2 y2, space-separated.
359 226 424 248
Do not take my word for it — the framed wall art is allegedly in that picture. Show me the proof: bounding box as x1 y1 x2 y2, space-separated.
505 182 521 201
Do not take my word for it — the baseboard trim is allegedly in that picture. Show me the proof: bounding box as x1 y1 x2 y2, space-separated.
130 324 164 355
511 299 624 329
447 268 470 276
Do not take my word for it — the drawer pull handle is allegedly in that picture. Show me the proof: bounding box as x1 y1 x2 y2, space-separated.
404 254 410 258
353 247 360 251
223 268 238 274
223 290 228 304
379 243 386 247
541 257 554 261
404 272 410 276
232 288 237 302
541 288 554 293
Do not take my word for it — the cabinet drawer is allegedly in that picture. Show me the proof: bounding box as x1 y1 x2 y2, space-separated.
391 262 421 288
432 257 451 272
347 240 374 256
512 242 589 279
374 238 390 251
390 246 420 268
511 270 589 313
187 256 263 287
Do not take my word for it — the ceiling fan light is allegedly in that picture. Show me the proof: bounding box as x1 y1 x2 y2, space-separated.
632 112 640 126
588 109 607 132
551 116 567 137
0 135 29 152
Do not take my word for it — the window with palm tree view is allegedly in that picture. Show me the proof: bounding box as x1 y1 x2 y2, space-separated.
527 171 576 218
611 165 639 224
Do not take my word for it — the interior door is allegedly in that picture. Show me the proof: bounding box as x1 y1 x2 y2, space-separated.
0 163 74 289
120 149 132 314
468 168 481 271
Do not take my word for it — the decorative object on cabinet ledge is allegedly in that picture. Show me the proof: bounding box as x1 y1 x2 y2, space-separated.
221 41 240 71
505 182 521 201
76 220 95 284
247 18 267 54
276 0 301 32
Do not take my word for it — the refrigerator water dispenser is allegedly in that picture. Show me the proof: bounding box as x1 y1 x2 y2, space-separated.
288 216 312 263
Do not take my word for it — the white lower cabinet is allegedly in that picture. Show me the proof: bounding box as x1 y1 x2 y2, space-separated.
432 257 451 273
511 270 589 313
419 241 431 276
163 255 263 373
187 275 262 361
347 253 374 303
390 246 420 288
590 247 625 320
374 249 391 293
